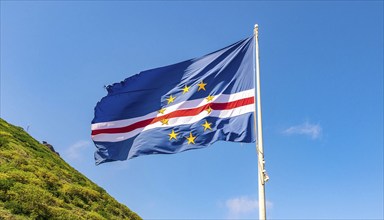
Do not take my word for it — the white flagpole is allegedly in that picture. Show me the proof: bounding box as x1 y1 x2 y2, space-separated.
254 24 268 220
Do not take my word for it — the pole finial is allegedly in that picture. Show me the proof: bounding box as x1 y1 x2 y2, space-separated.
254 24 259 36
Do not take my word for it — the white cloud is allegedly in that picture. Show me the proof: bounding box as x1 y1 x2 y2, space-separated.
225 196 273 219
226 196 258 215
66 140 91 160
283 121 322 139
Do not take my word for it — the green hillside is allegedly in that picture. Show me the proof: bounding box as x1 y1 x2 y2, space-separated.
0 118 141 220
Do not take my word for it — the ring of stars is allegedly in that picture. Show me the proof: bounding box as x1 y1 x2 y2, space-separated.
161 80 217 144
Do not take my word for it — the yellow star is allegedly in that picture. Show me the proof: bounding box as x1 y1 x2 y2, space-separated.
186 132 196 144
168 130 178 140
182 85 190 94
205 106 213 114
160 118 169 125
166 95 176 104
197 81 207 91
158 108 166 114
206 95 214 102
202 120 212 131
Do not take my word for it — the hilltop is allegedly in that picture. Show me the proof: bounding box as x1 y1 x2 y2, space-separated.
0 118 141 220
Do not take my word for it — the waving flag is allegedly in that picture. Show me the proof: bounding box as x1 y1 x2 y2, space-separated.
92 37 256 165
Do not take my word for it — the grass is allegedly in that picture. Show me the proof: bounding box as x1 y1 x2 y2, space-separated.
0 118 141 220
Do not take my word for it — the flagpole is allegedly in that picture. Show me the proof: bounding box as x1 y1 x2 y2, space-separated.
254 24 267 220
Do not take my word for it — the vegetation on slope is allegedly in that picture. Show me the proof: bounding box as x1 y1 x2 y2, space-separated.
0 118 141 220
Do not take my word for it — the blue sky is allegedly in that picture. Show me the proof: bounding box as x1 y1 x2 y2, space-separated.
1 1 383 219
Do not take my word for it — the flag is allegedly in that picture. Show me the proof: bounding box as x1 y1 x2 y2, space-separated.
91 37 256 165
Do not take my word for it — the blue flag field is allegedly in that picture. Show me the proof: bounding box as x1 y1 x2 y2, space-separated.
92 37 256 165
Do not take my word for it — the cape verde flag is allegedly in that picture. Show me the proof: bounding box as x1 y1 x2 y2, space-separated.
92 37 256 165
